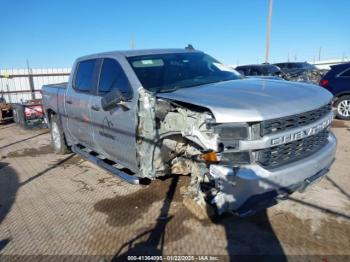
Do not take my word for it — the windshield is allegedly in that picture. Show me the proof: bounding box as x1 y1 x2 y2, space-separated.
127 52 241 93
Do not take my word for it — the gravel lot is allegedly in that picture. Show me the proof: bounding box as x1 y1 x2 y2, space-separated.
0 121 349 261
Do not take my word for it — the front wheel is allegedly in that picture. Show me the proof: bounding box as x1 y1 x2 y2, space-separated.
335 95 350 120
50 114 69 154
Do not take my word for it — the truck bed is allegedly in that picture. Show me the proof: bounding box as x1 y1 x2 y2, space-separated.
41 82 68 116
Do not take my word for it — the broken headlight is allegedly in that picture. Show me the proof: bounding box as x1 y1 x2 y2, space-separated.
219 151 251 165
213 124 248 141
211 123 252 164
212 123 249 151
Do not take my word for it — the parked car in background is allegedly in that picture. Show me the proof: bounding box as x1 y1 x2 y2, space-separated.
320 62 350 120
235 64 285 79
274 62 325 84
273 62 317 75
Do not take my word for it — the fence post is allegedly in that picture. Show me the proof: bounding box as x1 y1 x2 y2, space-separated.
28 74 36 100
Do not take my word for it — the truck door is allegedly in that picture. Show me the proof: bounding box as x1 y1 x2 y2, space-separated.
65 59 99 148
90 58 138 172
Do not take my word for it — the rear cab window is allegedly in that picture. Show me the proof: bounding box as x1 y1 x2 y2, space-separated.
74 59 98 92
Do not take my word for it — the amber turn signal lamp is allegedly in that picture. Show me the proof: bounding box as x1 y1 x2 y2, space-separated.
201 151 218 163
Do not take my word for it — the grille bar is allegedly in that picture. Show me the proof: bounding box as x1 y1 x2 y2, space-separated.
261 103 332 136
256 129 329 169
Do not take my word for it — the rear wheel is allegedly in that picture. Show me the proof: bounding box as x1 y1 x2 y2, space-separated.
50 114 69 154
335 95 350 120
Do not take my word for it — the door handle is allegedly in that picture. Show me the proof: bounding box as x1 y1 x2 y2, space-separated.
66 100 73 104
91 105 100 111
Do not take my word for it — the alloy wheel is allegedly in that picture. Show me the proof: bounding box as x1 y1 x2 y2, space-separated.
338 100 350 117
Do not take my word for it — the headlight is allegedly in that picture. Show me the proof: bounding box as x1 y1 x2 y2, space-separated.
219 151 251 165
212 124 249 150
209 123 253 165
213 124 248 140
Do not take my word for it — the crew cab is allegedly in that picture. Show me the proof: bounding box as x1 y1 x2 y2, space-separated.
42 49 337 216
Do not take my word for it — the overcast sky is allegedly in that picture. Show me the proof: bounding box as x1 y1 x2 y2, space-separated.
0 0 349 68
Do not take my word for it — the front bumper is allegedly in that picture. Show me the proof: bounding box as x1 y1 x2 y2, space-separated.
209 132 337 216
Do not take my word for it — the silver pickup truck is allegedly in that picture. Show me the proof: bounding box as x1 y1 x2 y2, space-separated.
42 48 337 216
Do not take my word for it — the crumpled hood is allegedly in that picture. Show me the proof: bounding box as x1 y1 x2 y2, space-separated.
156 78 333 123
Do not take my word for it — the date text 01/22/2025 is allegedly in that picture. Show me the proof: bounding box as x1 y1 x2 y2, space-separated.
127 255 220 261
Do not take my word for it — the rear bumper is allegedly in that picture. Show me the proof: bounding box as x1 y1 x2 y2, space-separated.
209 132 337 216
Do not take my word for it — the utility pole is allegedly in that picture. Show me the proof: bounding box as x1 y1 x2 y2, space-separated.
129 36 135 49
26 59 35 100
265 0 273 63
318 47 322 61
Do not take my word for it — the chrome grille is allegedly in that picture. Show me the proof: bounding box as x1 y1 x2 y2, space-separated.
261 103 332 136
256 129 329 169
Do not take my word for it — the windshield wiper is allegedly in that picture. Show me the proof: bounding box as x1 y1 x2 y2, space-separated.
156 86 180 93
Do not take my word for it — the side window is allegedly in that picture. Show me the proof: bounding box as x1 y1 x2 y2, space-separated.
236 67 246 75
339 68 350 77
98 58 132 95
74 59 97 92
250 68 260 76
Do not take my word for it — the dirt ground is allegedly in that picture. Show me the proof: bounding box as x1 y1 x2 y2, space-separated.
0 120 349 261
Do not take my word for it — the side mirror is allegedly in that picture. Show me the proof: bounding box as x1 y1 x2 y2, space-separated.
101 89 130 111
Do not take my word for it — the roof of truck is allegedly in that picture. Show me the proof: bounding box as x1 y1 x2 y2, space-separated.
78 48 202 60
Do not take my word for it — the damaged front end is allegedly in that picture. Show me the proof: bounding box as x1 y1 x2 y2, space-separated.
136 89 259 216
136 90 336 217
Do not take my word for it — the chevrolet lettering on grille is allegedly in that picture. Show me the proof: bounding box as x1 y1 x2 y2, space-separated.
270 117 332 146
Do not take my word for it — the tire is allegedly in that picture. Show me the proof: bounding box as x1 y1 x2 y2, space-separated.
334 95 350 120
50 114 69 154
